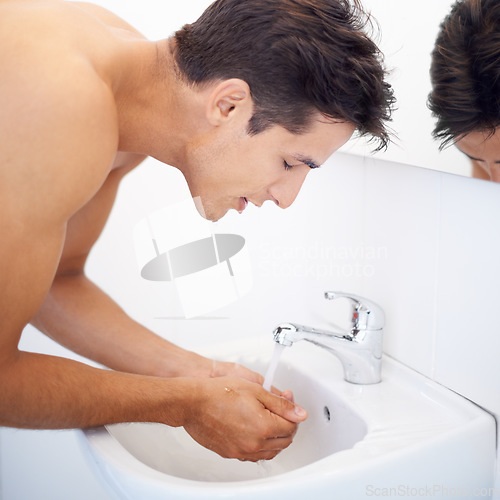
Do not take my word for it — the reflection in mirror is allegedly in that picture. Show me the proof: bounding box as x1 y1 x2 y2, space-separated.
429 0 500 183
339 0 471 178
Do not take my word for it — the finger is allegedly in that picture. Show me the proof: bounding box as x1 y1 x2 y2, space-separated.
236 439 293 462
259 390 308 423
231 363 264 385
267 385 295 404
280 389 294 403
217 362 264 385
238 450 281 462
268 385 281 395
268 411 298 441
264 435 294 451
233 364 264 384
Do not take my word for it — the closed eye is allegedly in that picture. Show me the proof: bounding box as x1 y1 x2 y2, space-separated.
284 160 293 171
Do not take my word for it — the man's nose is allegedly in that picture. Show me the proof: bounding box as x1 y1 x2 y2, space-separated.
275 168 310 209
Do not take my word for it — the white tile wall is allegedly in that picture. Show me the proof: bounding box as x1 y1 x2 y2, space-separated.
434 174 500 416
362 158 442 377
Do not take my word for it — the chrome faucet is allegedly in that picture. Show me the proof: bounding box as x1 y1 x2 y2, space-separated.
273 292 384 384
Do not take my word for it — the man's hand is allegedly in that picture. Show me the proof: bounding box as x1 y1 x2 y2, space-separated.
209 359 264 384
181 376 307 462
206 358 295 401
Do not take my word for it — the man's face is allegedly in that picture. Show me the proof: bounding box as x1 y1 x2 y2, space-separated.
184 114 355 221
455 129 500 182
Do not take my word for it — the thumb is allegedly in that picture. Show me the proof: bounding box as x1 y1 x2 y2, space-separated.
260 390 308 423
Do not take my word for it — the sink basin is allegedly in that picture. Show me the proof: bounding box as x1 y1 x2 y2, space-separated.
80 337 496 500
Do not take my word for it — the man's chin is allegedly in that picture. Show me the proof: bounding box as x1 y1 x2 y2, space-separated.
206 209 228 222
192 196 225 222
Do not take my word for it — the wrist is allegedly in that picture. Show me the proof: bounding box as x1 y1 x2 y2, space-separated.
158 376 205 428
154 349 214 379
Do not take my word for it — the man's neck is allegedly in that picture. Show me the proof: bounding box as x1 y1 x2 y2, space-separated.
113 38 208 171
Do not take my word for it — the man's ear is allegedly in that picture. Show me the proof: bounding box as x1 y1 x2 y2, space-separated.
206 79 252 126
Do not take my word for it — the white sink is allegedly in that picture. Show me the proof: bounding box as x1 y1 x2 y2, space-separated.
80 337 496 500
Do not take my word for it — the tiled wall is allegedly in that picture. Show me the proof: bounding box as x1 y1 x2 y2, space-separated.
357 155 500 421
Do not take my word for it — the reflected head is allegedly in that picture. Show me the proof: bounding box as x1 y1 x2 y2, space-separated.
429 0 500 149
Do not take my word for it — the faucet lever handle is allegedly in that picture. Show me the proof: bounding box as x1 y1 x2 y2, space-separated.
324 291 385 331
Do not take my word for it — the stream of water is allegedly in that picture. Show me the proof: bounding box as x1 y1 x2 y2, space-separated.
263 343 287 391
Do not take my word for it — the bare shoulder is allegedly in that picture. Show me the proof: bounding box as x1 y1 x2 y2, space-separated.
0 5 119 345
0 1 147 348
0 57 118 230
72 1 146 38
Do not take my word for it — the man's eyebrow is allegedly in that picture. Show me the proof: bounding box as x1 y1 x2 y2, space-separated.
293 154 321 169
455 146 483 162
464 152 482 161
455 145 500 164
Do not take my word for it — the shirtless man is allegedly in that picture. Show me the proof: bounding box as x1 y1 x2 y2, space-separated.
0 0 393 461
429 0 500 182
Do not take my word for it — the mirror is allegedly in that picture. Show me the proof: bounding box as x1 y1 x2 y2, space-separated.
339 0 472 178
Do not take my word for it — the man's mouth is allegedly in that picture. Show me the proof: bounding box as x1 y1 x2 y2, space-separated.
238 197 248 213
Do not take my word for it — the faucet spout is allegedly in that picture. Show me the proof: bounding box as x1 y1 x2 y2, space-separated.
273 322 351 346
273 292 384 384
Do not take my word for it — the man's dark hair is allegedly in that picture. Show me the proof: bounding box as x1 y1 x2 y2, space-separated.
429 0 500 149
173 0 394 151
